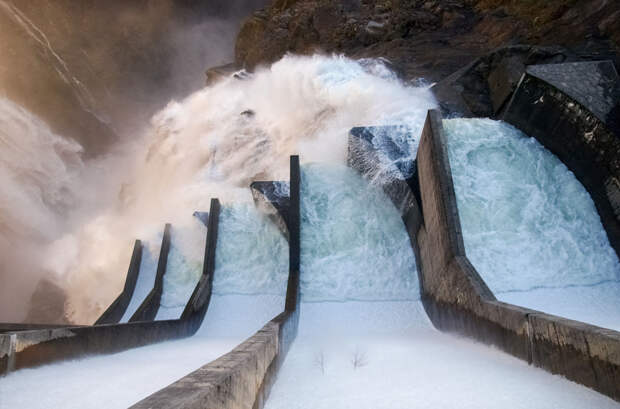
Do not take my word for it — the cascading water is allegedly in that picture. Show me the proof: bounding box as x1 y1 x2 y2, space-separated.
444 118 620 330
0 205 287 409
264 163 618 409
32 54 437 324
2 51 619 409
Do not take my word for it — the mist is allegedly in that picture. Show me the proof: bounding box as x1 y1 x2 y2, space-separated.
0 0 269 322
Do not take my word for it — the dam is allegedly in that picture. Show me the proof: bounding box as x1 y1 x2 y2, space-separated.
1 40 619 409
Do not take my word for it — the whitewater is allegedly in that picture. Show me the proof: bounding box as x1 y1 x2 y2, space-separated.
1 55 619 408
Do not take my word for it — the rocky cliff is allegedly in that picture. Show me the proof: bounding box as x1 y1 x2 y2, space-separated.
235 0 619 83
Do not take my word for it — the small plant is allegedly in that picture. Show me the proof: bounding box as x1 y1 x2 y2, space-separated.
351 346 368 370
314 350 326 375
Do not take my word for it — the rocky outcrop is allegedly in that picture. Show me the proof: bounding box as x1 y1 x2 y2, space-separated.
0 0 269 156
24 279 71 325
235 0 619 83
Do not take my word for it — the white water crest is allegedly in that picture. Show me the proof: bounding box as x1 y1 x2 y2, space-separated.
300 164 418 301
444 118 620 329
36 54 436 323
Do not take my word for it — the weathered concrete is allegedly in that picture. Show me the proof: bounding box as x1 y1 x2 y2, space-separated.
251 181 291 240
347 126 423 241
95 240 143 325
347 110 620 401
0 200 220 375
503 61 620 260
131 156 301 409
130 225 171 322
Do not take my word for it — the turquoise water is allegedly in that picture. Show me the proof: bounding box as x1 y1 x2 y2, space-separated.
444 118 620 329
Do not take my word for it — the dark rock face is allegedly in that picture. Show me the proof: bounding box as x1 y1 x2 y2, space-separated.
24 279 71 325
432 45 578 117
0 0 269 156
235 0 619 83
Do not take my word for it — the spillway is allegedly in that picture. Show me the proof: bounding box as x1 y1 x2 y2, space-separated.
263 163 619 409
444 118 620 330
0 205 287 409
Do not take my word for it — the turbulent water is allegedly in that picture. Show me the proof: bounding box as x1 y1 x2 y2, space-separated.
12 54 433 323
0 202 288 409
444 118 620 329
264 161 618 409
300 164 418 301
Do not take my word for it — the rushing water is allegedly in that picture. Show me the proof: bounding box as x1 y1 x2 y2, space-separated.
264 163 619 409
300 164 418 301
0 204 288 409
444 118 620 330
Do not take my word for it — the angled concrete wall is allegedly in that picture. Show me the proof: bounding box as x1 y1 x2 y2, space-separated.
95 240 143 325
347 111 620 401
0 200 220 375
130 224 172 322
132 156 301 409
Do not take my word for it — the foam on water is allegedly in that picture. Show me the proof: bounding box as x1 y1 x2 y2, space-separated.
264 302 619 409
213 203 288 296
266 161 618 409
444 118 620 329
0 294 284 409
156 223 206 320
120 244 158 322
300 164 418 301
18 54 435 322
0 202 289 408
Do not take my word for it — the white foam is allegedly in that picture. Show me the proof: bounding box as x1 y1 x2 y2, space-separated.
265 301 619 409
0 294 284 409
444 118 620 329
300 164 418 302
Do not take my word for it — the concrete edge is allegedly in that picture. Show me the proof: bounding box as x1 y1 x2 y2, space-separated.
131 156 301 409
416 109 620 401
130 224 172 322
0 202 221 375
95 240 143 325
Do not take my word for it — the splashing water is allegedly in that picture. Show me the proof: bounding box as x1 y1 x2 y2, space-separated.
300 164 418 301
31 54 436 323
213 203 289 296
444 118 620 329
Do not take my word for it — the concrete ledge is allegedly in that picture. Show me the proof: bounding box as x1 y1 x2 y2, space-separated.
130 224 171 322
132 156 302 409
417 110 620 401
95 240 143 325
0 200 220 375
347 111 620 401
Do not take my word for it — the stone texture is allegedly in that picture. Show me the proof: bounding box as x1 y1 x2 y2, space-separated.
234 0 619 84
